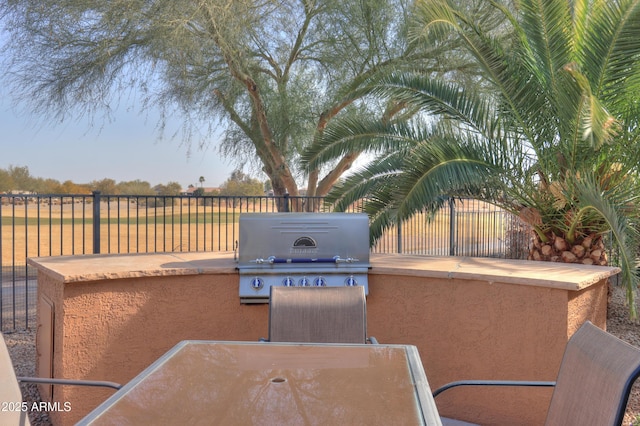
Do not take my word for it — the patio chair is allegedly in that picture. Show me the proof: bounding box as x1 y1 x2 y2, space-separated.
265 286 378 344
433 321 640 426
16 377 122 390
1 332 121 426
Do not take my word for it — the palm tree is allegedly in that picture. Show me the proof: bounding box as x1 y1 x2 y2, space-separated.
302 0 640 315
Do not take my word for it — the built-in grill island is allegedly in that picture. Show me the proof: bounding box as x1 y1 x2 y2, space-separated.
238 213 370 303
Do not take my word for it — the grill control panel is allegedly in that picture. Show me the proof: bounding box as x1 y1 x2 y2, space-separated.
239 272 368 303
248 274 361 289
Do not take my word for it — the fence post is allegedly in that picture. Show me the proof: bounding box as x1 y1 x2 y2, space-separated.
397 221 402 254
449 198 456 256
92 191 101 254
283 193 290 212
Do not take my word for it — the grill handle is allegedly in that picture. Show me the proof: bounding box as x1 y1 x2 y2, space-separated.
272 257 337 264
250 256 359 264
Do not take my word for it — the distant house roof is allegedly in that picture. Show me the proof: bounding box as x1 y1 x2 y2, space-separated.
181 187 220 195
8 190 36 195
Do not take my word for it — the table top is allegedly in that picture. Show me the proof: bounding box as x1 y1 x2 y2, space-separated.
78 341 442 425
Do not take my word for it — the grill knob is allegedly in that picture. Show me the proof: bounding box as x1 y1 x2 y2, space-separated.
345 276 357 286
314 277 327 287
299 276 310 286
282 277 295 287
251 277 264 290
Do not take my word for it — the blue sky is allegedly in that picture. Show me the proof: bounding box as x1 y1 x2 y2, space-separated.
0 83 236 189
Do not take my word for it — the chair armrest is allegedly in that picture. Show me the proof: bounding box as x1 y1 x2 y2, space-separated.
433 380 556 398
17 376 122 390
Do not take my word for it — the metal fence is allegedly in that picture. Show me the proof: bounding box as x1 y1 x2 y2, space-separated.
1 192 530 332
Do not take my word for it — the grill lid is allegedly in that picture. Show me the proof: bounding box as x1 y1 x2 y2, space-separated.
238 212 370 268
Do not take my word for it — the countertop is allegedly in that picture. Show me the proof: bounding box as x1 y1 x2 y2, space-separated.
27 252 620 291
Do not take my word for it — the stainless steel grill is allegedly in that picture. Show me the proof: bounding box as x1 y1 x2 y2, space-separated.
237 213 370 303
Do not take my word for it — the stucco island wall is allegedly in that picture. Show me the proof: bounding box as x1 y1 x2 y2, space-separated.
28 252 616 425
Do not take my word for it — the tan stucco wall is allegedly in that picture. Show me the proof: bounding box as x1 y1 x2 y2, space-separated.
30 253 612 425
366 273 608 425
37 272 268 425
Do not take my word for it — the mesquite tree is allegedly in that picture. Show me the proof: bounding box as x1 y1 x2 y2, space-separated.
1 0 507 209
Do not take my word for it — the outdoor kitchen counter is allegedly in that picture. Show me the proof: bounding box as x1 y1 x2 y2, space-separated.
27 251 238 283
28 251 618 289
28 252 617 426
369 253 619 291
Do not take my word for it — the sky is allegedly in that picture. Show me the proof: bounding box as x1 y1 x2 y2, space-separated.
0 84 237 190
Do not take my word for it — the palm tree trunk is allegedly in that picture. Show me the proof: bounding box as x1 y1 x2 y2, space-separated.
528 232 608 266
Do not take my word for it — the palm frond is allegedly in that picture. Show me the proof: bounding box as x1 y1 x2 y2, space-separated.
301 118 424 171
570 174 640 317
579 0 640 102
325 151 406 212
370 72 501 141
518 0 572 93
392 134 505 220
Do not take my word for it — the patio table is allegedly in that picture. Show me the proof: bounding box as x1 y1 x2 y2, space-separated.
77 340 442 425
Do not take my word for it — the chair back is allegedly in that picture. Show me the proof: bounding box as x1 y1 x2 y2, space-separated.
268 286 367 343
545 321 640 426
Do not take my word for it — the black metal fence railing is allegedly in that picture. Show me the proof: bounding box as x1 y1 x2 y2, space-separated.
1 193 530 332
